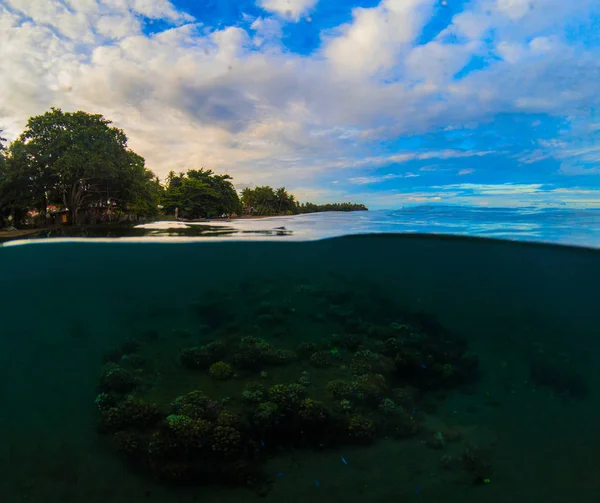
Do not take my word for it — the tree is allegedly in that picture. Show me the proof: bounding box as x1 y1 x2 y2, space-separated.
15 108 156 224
0 140 37 226
161 169 241 219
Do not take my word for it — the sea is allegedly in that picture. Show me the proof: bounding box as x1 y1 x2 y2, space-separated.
1 205 599 503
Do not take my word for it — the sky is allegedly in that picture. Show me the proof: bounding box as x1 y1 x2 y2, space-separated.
0 0 599 209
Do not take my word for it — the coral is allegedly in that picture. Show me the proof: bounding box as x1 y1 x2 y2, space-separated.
211 425 242 455
347 415 376 443
95 392 119 411
350 350 394 376
309 350 339 368
240 336 272 350
383 337 401 355
353 374 388 403
148 429 179 458
378 398 400 414
267 384 306 410
180 342 226 370
171 390 220 421
166 414 212 449
99 397 160 433
242 390 264 403
340 399 353 411
298 399 330 423
216 410 240 427
232 337 276 369
241 382 265 402
298 375 311 387
441 363 455 378
326 380 355 400
209 361 234 380
269 349 298 365
254 401 280 428
98 365 139 394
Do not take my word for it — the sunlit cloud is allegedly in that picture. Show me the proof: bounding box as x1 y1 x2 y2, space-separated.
0 0 598 207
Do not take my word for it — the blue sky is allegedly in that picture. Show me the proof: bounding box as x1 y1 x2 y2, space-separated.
0 0 599 208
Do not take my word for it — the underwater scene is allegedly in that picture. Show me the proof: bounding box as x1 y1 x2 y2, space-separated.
1 221 599 503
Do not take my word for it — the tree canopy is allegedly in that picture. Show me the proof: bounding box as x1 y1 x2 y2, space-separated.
1 108 159 225
161 169 241 219
239 186 367 215
240 186 297 216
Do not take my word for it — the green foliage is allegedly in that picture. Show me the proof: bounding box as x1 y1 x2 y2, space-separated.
1 111 369 228
240 186 296 216
240 185 368 216
1 108 158 225
161 169 241 219
0 139 36 225
296 201 368 213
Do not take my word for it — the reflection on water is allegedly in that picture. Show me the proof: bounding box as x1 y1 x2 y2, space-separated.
3 206 598 248
32 222 292 239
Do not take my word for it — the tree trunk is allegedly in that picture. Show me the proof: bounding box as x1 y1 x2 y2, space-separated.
64 181 87 226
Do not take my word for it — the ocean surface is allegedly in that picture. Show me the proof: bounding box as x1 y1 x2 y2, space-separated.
1 206 599 503
2 205 600 247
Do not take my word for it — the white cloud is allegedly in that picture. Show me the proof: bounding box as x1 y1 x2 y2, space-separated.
250 17 283 48
383 184 600 208
323 0 435 78
349 172 419 185
0 0 599 207
96 14 141 39
257 0 318 21
436 183 544 195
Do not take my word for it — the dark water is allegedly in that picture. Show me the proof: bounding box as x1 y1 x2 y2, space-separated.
1 232 599 502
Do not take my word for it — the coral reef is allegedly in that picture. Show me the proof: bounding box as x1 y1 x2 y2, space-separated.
309 350 340 368
96 300 484 495
180 342 227 370
95 392 119 411
350 350 394 376
171 390 221 421
211 426 242 455
98 397 160 433
326 379 355 400
267 383 306 410
209 361 234 380
98 365 139 394
347 415 376 443
253 401 280 429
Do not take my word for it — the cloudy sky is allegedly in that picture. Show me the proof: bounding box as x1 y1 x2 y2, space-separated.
1 0 599 209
